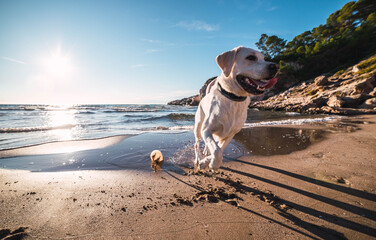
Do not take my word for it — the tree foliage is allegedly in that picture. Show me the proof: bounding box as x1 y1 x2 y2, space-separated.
256 0 376 80
256 34 286 59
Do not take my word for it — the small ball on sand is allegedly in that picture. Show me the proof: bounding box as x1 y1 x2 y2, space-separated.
150 150 164 172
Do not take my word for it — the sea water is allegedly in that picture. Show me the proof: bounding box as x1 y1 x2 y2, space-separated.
0 104 341 151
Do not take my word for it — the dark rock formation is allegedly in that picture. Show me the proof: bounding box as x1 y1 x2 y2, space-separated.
314 75 329 86
199 77 217 99
167 76 217 106
168 95 200 106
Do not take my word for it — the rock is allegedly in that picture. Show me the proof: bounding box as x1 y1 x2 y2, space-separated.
314 75 329 86
320 105 376 115
327 96 345 108
311 97 328 108
168 76 217 106
168 95 200 106
320 106 338 114
342 94 369 108
351 76 376 95
272 73 299 92
370 87 376 97
200 77 217 99
190 95 200 105
352 65 360 73
359 97 376 109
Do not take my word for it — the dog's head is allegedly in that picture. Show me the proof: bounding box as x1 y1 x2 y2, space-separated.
216 46 278 95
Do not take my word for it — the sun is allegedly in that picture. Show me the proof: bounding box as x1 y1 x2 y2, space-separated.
43 46 73 79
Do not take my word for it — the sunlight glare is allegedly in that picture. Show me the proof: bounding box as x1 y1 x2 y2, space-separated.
43 46 74 79
46 107 78 141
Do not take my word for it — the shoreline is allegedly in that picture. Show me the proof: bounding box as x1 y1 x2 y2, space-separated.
0 135 132 159
0 112 344 157
0 115 375 239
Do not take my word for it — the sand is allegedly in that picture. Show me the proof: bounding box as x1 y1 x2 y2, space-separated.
0 115 376 239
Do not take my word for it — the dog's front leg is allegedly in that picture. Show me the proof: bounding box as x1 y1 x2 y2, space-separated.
200 120 223 170
194 105 205 170
218 136 234 152
203 145 209 156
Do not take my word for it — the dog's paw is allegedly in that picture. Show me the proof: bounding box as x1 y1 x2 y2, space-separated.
209 159 222 171
193 160 200 172
198 157 211 170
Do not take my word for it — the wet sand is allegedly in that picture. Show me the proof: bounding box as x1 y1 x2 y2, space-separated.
0 115 376 239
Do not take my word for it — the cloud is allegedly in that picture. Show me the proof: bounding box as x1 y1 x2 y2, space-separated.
175 20 219 32
130 64 149 69
141 38 160 44
1 56 26 64
140 38 175 46
145 49 162 53
266 6 278 11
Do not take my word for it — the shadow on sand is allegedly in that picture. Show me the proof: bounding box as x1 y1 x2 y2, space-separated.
164 157 376 239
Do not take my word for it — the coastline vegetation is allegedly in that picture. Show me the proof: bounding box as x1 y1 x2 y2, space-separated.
256 0 376 81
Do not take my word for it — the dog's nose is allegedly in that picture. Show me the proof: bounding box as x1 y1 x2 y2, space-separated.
269 63 278 75
269 63 278 71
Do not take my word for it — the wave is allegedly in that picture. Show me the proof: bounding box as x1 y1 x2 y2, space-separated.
0 124 76 133
78 110 96 114
0 105 72 111
0 107 27 111
162 116 341 132
168 125 194 131
0 104 183 114
244 116 341 128
123 113 195 123
165 113 195 121
105 106 162 113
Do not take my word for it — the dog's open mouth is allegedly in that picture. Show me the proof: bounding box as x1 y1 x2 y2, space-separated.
236 75 278 95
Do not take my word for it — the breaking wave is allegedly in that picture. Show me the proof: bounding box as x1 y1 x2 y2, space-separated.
0 124 76 133
244 116 341 127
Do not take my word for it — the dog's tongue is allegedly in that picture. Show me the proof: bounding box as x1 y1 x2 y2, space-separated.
264 77 278 89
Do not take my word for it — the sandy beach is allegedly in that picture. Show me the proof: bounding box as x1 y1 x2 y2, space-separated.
1 115 375 239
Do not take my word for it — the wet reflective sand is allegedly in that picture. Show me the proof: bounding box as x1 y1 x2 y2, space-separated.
233 127 326 156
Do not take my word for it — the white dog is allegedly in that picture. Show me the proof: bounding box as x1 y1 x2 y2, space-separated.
194 46 278 170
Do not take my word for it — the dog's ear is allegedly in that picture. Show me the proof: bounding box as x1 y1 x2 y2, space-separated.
216 47 241 77
216 50 235 77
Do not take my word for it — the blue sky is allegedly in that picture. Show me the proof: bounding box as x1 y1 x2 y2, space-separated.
0 0 351 104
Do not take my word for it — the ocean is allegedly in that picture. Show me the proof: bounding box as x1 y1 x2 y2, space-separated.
0 104 340 151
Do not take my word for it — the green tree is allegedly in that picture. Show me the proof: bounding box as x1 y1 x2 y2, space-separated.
296 46 305 55
256 34 286 59
255 34 270 59
256 0 376 83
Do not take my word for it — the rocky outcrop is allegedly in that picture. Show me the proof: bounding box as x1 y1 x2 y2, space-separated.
359 97 376 109
314 75 329 86
168 95 200 106
168 77 217 106
250 55 376 115
199 77 217 99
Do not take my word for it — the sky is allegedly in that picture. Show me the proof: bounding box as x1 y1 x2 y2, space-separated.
0 0 351 104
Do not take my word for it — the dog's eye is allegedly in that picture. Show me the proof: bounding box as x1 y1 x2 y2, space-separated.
246 55 257 61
